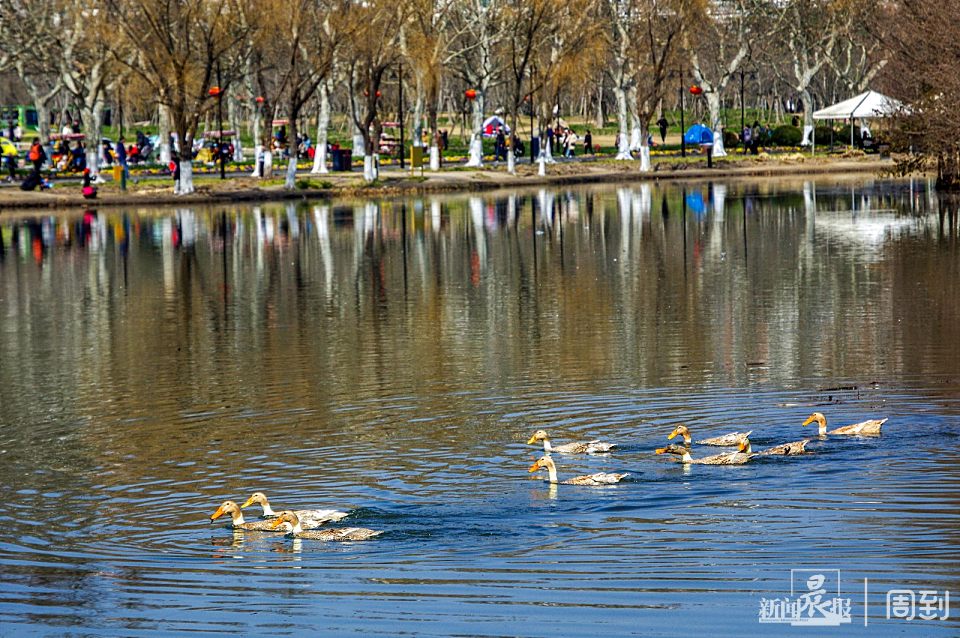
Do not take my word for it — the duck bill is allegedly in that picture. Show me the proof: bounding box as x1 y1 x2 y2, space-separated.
526 435 538 445
801 416 815 427
210 506 225 521
667 429 679 440
268 518 285 530
528 461 542 473
239 496 255 509
655 447 667 455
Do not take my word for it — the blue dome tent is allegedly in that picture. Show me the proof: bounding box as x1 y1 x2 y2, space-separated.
683 124 713 145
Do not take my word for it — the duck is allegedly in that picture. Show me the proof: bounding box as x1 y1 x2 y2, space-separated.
655 438 752 465
668 424 752 447
528 454 629 485
268 511 381 541
802 412 887 436
526 429 616 455
210 500 287 531
240 491 349 527
735 437 809 456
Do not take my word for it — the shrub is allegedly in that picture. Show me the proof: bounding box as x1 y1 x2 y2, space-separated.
771 125 803 146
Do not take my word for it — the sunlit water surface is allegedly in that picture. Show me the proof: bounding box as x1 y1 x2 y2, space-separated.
1 176 959 636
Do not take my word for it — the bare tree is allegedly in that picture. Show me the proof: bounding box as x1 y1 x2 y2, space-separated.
344 0 403 181
881 0 960 188
106 0 254 193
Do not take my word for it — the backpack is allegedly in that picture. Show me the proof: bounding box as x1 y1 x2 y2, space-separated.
29 144 40 161
742 128 752 143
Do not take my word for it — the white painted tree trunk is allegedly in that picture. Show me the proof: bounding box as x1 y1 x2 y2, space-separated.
229 98 243 162
284 154 298 189
311 84 331 174
639 144 651 172
507 149 516 174
250 145 263 176
465 96 485 167
352 124 366 159
429 145 440 171
80 106 103 179
412 82 424 147
614 85 632 160
179 159 195 194
544 138 555 163
159 104 171 165
712 130 727 157
363 155 376 182
262 150 273 178
538 154 546 176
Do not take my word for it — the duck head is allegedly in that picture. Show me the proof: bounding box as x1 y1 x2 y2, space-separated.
667 425 692 445
526 429 549 445
802 412 827 435
240 491 276 515
268 510 301 533
210 500 243 524
655 444 694 463
528 454 559 483
737 437 752 454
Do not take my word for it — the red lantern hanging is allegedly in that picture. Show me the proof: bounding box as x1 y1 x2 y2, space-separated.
255 96 264 104
208 86 222 97
689 85 703 96
465 88 477 100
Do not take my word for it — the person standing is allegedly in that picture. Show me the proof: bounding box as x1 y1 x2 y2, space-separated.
28 137 46 174
495 126 506 162
583 129 593 155
657 116 668 144
117 136 131 186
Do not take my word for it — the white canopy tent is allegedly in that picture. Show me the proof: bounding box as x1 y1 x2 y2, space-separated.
811 90 904 150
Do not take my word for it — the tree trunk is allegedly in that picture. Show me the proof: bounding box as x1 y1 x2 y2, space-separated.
284 110 299 190
465 92 485 167
311 82 331 173
352 122 365 159
179 158 195 194
80 105 102 178
159 104 171 165
229 98 243 162
800 87 814 146
614 84 631 160
250 100 262 176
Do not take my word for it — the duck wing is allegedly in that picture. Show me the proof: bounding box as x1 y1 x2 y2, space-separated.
695 451 751 465
563 472 629 485
294 509 350 529
235 520 284 532
553 440 616 454
295 527 381 541
696 431 752 446
829 418 887 436
757 440 809 456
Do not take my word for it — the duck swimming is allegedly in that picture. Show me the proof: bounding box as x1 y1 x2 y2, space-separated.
526 429 616 454
268 511 381 541
737 437 810 456
656 438 752 465
668 424 752 447
528 454 629 485
802 412 887 436
240 491 349 527
210 500 287 531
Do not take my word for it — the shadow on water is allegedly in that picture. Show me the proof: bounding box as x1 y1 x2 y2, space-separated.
1 175 960 636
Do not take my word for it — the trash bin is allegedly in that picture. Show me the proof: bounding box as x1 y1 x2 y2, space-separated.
331 149 353 172
530 136 540 161
112 165 122 181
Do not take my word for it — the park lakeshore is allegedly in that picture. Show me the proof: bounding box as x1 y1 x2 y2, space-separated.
0 155 895 212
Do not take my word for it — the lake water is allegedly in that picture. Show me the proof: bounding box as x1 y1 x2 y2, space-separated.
1 176 959 636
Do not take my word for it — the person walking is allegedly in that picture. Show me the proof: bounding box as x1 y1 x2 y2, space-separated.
657 116 668 144
583 129 593 155
495 126 506 162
